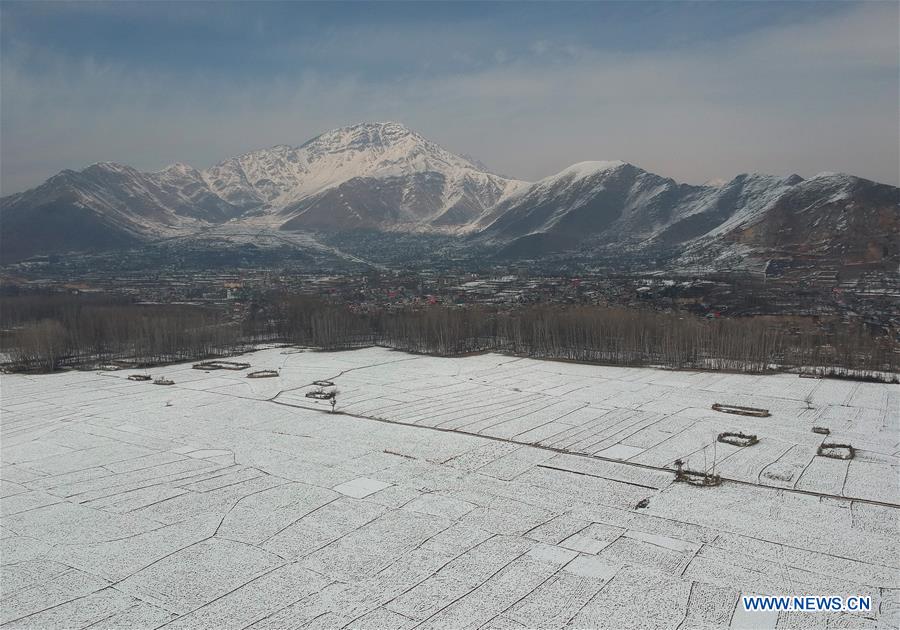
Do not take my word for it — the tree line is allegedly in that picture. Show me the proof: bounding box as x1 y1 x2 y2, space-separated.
1 294 245 371
2 292 896 378
264 295 896 377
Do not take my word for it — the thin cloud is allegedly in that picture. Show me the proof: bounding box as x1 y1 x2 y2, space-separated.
1 2 896 194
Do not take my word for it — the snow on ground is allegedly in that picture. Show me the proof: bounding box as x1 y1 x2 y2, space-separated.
1 348 897 629
269 348 898 504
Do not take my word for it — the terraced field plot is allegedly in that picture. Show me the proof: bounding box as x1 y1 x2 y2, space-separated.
271 348 898 504
1 347 897 629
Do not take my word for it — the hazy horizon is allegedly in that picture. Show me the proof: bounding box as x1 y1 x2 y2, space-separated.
2 0 898 194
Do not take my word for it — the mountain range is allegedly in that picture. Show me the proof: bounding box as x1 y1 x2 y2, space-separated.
1 122 897 269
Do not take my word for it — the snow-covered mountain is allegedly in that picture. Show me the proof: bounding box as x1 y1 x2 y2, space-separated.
0 161 241 262
475 161 897 269
474 161 808 258
201 122 525 229
2 122 897 269
680 172 900 270
1 122 526 261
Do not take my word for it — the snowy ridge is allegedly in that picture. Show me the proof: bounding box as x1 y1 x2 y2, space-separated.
553 160 629 180
2 121 897 264
475 162 897 266
201 122 525 227
4 161 238 235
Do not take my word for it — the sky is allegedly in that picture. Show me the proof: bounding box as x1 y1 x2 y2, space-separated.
2 0 898 194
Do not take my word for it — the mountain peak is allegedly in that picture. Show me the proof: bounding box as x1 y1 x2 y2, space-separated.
85 161 134 172
304 121 421 153
554 160 630 181
808 171 863 184
345 121 412 133
195 121 521 222
79 162 143 180
160 162 197 175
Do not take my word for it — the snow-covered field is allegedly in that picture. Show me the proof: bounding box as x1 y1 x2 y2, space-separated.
2 348 897 629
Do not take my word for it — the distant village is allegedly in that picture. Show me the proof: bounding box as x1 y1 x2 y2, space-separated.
3 246 897 346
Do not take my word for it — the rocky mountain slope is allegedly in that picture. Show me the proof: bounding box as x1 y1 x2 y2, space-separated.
475 161 897 271
475 162 801 256
203 122 524 229
679 173 899 270
0 123 524 261
0 162 241 263
2 122 896 269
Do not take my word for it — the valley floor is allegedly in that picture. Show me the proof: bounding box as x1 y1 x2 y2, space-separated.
1 348 898 629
